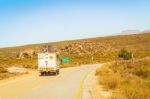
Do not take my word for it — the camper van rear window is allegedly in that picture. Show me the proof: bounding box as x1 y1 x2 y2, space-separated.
49 56 54 60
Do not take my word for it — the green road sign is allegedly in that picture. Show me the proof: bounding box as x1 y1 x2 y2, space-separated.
61 57 72 63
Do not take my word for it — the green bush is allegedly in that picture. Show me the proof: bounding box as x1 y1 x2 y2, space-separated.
118 49 133 60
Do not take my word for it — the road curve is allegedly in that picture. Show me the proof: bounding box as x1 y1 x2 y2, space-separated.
0 64 101 99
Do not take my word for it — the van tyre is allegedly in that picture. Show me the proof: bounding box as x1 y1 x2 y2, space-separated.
40 72 44 76
54 70 59 75
57 70 60 74
54 71 57 75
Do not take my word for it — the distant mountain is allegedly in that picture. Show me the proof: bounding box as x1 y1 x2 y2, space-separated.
119 29 141 35
142 29 150 33
118 29 150 35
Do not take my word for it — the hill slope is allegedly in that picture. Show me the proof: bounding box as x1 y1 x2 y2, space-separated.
0 33 150 68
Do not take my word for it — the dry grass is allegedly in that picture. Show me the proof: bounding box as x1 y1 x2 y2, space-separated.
0 66 26 80
96 66 122 90
0 57 35 80
0 57 37 68
0 72 26 80
96 57 150 99
0 66 7 73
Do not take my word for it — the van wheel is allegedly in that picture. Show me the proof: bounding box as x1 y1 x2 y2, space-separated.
47 71 50 75
40 72 44 76
54 71 57 75
57 70 60 74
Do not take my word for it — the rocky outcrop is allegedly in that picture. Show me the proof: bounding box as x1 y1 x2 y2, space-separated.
18 49 37 59
60 42 114 55
17 42 114 58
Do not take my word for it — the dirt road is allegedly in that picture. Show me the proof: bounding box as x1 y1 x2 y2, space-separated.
0 64 101 99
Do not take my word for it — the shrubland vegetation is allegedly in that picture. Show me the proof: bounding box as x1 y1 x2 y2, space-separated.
118 49 133 60
96 56 150 99
0 65 24 80
0 33 150 81
95 38 150 98
0 66 7 73
0 33 150 67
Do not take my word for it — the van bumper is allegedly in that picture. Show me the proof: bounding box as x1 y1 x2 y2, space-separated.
38 67 59 72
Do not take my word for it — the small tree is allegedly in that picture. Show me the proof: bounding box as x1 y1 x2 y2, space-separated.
118 49 133 60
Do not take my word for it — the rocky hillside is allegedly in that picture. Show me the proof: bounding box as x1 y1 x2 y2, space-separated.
0 33 150 68
59 42 114 55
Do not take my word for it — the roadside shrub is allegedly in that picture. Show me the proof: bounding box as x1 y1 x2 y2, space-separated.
96 66 112 76
96 66 121 90
118 49 133 60
135 68 150 79
121 84 150 99
23 52 31 58
0 66 7 73
100 74 121 90
96 58 150 99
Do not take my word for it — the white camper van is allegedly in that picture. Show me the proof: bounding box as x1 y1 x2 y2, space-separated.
38 52 60 75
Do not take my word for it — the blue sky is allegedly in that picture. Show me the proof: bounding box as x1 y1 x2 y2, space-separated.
0 0 150 48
